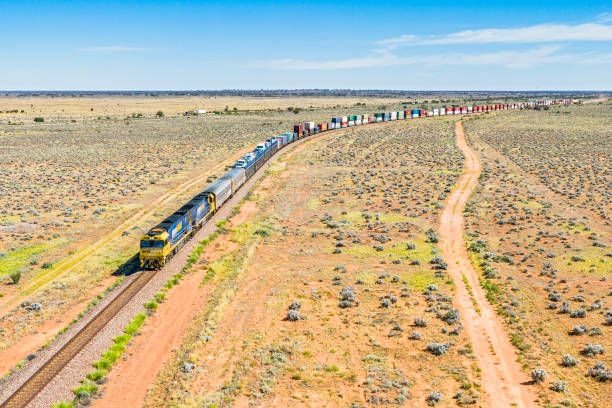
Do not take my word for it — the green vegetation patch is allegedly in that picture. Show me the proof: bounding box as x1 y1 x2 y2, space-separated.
0 239 65 280
345 239 436 261
340 211 414 224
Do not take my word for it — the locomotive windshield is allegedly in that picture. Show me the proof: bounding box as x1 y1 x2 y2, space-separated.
140 240 165 248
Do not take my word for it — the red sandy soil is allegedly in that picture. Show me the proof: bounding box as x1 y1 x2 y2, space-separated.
90 202 258 408
0 276 116 374
438 122 536 407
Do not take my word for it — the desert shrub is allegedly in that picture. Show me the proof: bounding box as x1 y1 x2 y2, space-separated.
114 334 131 344
570 309 587 318
561 354 579 367
86 370 105 381
427 342 452 356
569 325 588 336
605 311 612 326
559 302 571 314
531 368 547 383
548 292 562 302
406 242 416 250
73 379 98 397
124 313 146 335
483 267 499 279
588 362 611 382
155 111 164 117
144 300 158 310
411 331 422 340
254 229 270 237
414 317 428 327
441 309 460 324
581 343 605 357
334 264 346 273
33 117 44 122
551 380 568 393
380 298 391 308
52 403 74 408
590 326 602 336
41 262 53 269
288 301 301 310
426 391 442 406
9 271 21 284
102 350 119 363
339 286 359 308
92 358 111 370
285 309 302 321
425 228 439 243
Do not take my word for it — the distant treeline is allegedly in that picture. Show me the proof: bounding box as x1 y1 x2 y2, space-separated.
0 90 607 99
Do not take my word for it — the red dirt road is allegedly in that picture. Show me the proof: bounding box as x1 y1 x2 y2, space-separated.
439 122 536 407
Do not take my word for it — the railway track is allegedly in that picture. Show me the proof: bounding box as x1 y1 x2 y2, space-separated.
0 271 155 408
0 110 527 407
0 127 340 408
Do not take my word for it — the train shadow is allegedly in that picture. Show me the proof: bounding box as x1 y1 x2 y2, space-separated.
111 254 141 277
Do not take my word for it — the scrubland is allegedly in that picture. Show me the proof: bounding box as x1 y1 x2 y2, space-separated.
110 116 493 408
463 103 611 408
0 96 419 376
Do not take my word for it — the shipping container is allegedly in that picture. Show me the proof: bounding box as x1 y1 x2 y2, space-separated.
433 108 439 116
294 124 303 136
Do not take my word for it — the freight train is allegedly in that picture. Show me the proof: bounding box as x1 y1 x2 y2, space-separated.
139 98 573 269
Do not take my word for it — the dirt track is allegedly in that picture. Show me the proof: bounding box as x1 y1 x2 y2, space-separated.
438 122 535 407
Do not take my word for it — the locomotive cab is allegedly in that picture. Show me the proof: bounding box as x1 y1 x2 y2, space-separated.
140 228 170 269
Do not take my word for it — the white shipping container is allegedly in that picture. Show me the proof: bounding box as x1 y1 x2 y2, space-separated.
196 109 207 114
355 119 362 125
439 109 446 116
433 108 439 116
348 121 355 127
341 116 348 122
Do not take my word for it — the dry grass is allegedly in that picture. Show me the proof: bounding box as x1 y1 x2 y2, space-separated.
463 104 611 407
0 96 426 371
143 117 482 407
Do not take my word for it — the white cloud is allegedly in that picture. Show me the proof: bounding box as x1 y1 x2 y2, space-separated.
597 12 612 23
251 46 612 70
76 46 152 52
251 18 612 72
379 23 612 48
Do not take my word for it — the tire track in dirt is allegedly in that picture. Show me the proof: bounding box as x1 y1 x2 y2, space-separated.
439 121 536 408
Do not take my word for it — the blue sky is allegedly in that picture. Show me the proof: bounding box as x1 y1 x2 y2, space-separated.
1 0 611 90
